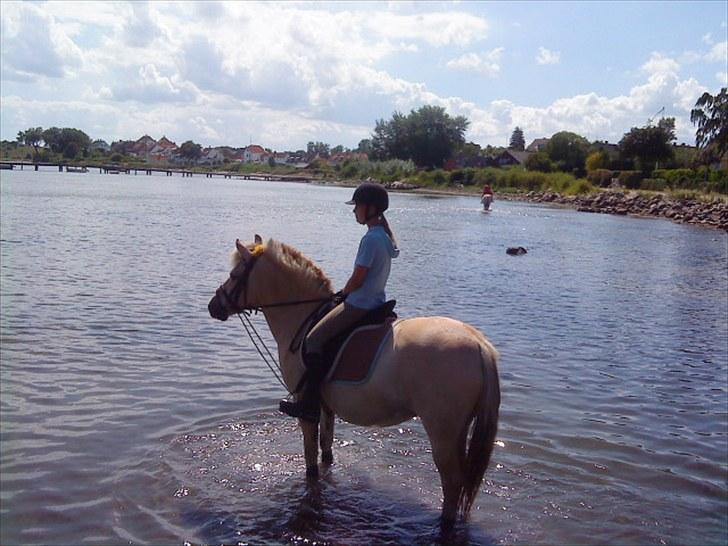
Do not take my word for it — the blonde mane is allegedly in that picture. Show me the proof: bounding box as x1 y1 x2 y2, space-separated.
231 238 333 295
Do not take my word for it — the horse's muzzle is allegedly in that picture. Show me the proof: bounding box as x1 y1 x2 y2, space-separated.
208 295 229 321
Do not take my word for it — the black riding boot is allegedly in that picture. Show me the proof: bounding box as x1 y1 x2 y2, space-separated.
279 353 325 423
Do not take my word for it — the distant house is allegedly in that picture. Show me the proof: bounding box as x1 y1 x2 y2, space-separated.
91 139 111 152
272 152 290 165
495 149 532 166
591 140 620 156
149 136 178 163
526 138 550 153
450 153 495 169
198 147 228 166
131 135 156 159
243 145 266 162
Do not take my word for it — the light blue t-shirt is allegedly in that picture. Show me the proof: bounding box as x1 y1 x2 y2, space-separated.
346 226 399 310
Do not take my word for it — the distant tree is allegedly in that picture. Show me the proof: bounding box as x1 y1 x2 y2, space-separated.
525 151 553 172
16 127 44 159
179 140 202 163
356 138 373 156
371 105 469 168
60 128 91 158
509 127 525 151
585 150 610 172
690 87 728 164
40 127 90 157
619 117 676 172
268 156 276 168
306 141 330 160
546 131 590 174
42 127 63 153
330 145 344 155
63 141 79 159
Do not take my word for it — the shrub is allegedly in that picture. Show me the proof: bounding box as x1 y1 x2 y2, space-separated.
618 170 643 189
640 178 667 191
587 169 614 187
565 179 595 195
585 151 609 172
432 170 447 185
449 168 477 186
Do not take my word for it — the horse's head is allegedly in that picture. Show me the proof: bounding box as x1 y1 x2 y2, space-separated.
208 234 265 321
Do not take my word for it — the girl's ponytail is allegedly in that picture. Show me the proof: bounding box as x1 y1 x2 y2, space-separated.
380 214 397 248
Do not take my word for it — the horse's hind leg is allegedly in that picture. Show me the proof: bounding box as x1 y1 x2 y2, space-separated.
320 407 334 465
421 417 467 526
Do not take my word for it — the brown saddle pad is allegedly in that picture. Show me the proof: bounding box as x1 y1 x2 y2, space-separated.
326 319 394 384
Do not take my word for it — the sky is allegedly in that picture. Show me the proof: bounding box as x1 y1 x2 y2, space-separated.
1 1 726 152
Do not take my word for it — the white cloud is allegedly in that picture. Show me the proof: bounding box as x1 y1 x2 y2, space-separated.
0 2 83 79
446 48 504 76
536 46 560 65
641 52 680 75
0 2 720 150
702 32 713 45
718 71 728 86
112 64 198 103
705 41 728 63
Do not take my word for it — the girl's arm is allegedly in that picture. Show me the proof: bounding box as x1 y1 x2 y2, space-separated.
343 265 369 295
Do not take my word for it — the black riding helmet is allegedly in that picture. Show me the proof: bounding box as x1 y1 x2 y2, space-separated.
345 182 389 214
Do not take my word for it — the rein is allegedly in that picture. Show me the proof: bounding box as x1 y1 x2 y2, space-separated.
216 251 332 393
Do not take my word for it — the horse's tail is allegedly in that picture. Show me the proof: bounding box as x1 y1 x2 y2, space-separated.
458 338 500 519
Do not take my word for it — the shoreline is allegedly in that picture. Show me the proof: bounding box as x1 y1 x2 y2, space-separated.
313 179 728 232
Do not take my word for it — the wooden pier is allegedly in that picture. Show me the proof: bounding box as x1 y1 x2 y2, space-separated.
0 160 312 183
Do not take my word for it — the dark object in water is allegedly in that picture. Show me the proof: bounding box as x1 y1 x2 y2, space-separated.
506 246 527 255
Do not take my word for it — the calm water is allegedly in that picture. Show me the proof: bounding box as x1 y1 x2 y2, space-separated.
1 169 727 545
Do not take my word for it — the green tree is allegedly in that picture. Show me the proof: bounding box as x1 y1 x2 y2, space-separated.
509 127 525 151
546 131 590 174
179 140 202 163
63 141 79 159
42 127 63 153
585 150 609 172
306 141 330 160
356 138 373 156
619 118 676 172
40 127 90 157
16 127 44 159
525 151 553 172
690 87 728 164
60 128 91 158
371 105 469 168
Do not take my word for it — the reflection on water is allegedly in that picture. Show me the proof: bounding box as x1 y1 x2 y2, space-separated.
1 170 727 545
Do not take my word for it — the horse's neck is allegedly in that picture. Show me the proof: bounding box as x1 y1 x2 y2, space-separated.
261 304 319 355
257 275 329 351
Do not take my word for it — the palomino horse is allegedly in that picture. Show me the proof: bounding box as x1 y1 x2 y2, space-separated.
208 235 500 525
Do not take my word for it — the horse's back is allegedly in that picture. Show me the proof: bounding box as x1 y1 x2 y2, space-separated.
326 316 496 427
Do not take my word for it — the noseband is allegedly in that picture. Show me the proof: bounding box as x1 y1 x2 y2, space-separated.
215 254 259 315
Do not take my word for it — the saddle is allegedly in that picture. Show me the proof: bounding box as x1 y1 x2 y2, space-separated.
303 300 397 386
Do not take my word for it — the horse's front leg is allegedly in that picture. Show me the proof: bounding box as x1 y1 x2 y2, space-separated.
300 419 319 478
320 407 334 465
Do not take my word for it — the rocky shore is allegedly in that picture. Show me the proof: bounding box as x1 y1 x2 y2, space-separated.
501 190 728 231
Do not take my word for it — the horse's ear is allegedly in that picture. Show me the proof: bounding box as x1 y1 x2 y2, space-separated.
254 234 263 245
236 238 252 259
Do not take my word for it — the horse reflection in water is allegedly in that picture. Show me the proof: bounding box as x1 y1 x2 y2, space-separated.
208 235 500 528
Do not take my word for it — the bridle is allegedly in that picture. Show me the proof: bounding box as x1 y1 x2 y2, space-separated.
215 253 332 315
214 252 333 393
